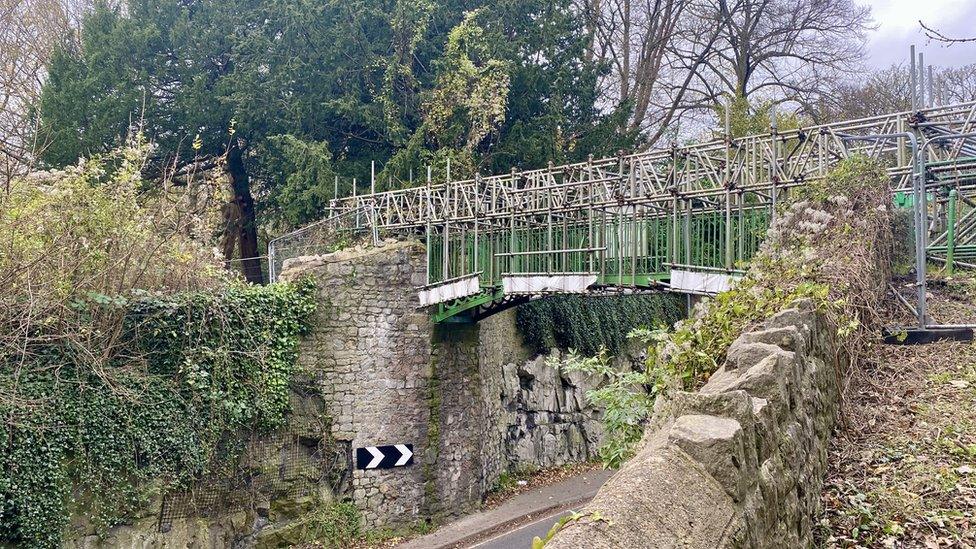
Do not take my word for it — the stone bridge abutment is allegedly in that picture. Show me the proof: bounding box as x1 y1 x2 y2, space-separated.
281 240 606 529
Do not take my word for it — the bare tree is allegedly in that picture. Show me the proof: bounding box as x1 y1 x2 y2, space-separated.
821 63 976 122
921 21 976 45
578 0 734 147
578 0 871 146
581 0 689 131
672 0 872 121
0 0 87 189
935 64 976 104
820 65 912 121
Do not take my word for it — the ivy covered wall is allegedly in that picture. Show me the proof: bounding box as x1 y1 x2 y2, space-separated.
515 294 684 357
0 280 317 548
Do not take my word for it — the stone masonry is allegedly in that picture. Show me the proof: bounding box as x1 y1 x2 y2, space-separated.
282 241 434 528
548 299 845 548
62 239 633 546
281 240 606 529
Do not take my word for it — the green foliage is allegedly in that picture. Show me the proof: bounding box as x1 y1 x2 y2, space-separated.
39 0 632 233
559 157 891 468
253 134 337 230
288 501 363 548
717 94 804 139
0 281 316 548
555 345 661 468
0 144 224 299
381 9 512 182
798 154 890 202
516 294 683 357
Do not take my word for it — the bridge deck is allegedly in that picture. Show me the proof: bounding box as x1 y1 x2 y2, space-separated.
269 102 976 322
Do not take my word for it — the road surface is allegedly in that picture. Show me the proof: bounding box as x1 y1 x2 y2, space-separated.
469 508 580 549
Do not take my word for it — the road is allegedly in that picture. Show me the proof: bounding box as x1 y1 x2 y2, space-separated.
396 468 613 549
469 508 580 549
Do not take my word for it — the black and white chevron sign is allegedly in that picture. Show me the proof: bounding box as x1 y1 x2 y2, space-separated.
355 444 414 470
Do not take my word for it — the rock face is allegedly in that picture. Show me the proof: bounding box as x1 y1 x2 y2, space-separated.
499 355 604 469
65 382 348 548
548 299 844 548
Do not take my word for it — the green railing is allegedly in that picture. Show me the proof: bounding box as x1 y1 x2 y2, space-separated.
424 207 771 321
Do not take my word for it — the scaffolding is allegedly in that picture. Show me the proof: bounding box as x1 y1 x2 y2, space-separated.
269 50 976 327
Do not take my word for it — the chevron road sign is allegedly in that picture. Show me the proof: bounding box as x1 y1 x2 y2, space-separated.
356 444 414 470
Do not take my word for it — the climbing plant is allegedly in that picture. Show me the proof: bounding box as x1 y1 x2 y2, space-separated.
0 281 316 548
515 294 684 357
0 146 318 547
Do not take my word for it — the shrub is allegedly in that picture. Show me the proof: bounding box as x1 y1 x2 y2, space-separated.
0 146 317 547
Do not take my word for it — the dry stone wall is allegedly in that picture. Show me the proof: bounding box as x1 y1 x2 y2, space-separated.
548 299 845 548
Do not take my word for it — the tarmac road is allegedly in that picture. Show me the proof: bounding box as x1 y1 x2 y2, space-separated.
468 507 580 549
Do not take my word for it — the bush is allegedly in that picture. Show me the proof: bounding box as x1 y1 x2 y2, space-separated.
0 146 317 547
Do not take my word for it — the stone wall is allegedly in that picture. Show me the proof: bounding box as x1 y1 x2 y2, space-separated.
283 241 435 528
548 299 845 548
64 238 636 547
280 241 606 530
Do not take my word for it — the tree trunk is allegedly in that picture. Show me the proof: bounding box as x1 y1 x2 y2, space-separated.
226 141 264 284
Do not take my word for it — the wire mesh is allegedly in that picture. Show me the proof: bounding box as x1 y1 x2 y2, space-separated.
156 432 351 533
268 206 381 282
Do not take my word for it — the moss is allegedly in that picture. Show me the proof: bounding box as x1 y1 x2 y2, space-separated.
256 502 361 549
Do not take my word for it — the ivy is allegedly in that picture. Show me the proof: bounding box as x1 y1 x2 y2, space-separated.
0 279 317 548
515 294 684 356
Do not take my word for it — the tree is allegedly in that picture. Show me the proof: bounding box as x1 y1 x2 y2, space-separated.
38 0 268 280
569 0 871 147
819 63 976 122
0 0 87 189
576 0 690 135
39 0 628 267
935 64 976 105
820 65 912 121
663 0 871 132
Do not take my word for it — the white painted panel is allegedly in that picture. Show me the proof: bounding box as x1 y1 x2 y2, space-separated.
502 274 598 295
418 275 481 306
669 269 738 294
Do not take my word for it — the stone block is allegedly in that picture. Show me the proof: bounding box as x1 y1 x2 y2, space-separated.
667 414 750 503
547 444 743 549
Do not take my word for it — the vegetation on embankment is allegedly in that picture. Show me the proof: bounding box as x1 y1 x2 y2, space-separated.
559 156 894 468
819 271 976 547
0 147 316 548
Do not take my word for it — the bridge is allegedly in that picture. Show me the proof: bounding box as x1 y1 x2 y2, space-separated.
269 101 976 324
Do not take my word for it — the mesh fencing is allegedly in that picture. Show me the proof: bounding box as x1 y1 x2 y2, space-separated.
268 207 380 282
157 432 351 532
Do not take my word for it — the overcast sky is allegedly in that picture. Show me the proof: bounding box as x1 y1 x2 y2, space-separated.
865 0 976 68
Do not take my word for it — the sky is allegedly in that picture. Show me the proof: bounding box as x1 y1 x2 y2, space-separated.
865 0 976 68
